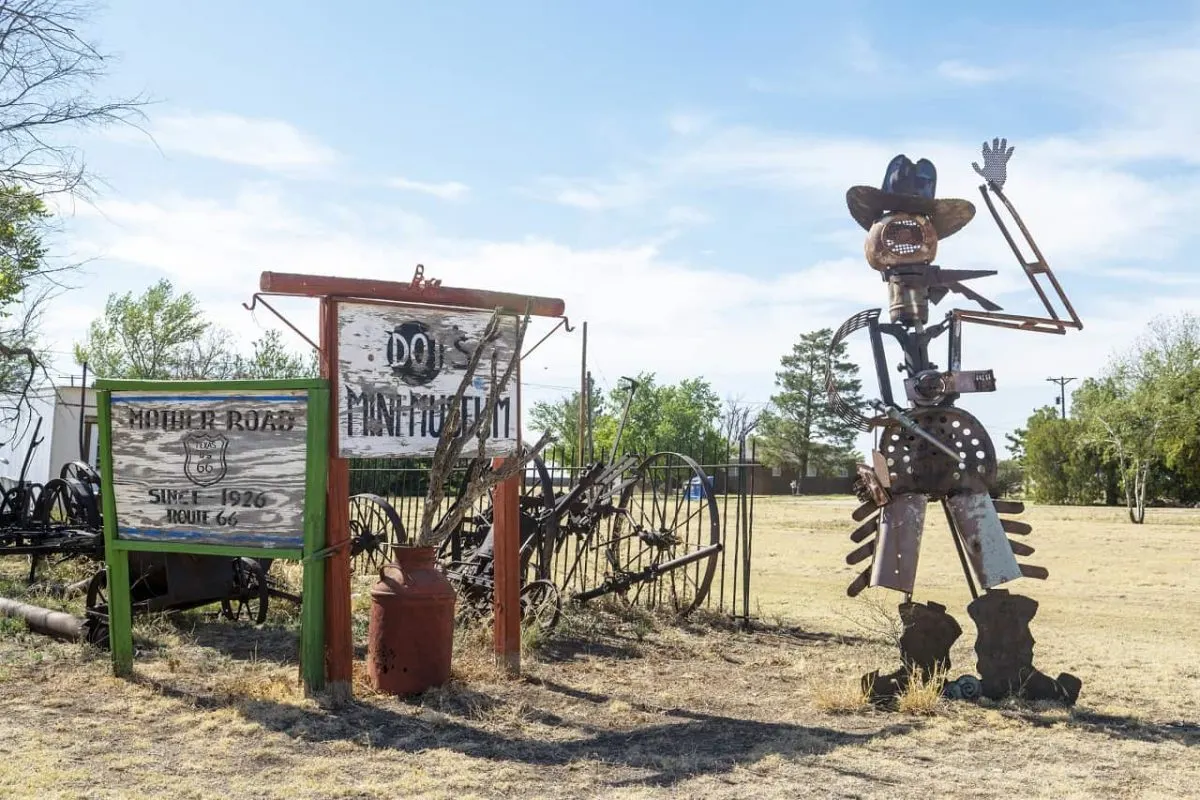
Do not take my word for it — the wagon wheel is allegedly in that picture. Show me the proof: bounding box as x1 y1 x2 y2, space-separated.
221 558 269 625
606 452 720 616
61 461 102 528
434 449 557 578
61 461 101 492
35 478 85 525
2 483 39 525
84 568 110 646
523 455 559 582
519 579 562 632
349 494 407 574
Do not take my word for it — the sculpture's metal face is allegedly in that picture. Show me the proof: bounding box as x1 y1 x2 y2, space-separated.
864 212 938 271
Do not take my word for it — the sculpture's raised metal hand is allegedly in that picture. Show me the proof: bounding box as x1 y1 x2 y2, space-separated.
972 137 1014 190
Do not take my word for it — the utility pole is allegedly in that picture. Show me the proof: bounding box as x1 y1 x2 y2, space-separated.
585 369 593 463
1046 376 1076 419
577 321 588 470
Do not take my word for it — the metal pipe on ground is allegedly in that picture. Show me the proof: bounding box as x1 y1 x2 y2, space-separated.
0 596 85 641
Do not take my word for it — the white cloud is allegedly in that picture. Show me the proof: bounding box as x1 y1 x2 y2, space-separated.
935 60 1013 84
664 205 711 226
388 177 470 201
60 179 1197 461
530 173 657 211
112 111 340 174
667 112 712 136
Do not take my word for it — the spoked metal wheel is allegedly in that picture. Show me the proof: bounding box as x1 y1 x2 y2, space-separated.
521 455 558 582
605 452 721 616
519 579 562 632
35 478 85 525
349 494 407 575
221 558 269 625
84 568 110 647
61 461 102 527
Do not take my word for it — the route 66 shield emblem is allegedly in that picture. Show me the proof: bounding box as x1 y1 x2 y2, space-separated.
183 432 228 487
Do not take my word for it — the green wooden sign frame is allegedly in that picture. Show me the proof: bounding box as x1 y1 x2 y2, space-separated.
96 378 329 691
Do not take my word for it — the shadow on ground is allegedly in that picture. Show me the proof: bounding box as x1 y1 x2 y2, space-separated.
136 669 915 789
1006 707 1199 747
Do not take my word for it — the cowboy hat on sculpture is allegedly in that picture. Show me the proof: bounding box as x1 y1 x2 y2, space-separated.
846 154 977 240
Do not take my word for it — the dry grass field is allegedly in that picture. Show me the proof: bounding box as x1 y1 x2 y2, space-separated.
1 497 1198 799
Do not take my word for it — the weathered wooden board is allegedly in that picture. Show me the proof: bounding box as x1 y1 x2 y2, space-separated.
336 302 521 458
109 391 309 548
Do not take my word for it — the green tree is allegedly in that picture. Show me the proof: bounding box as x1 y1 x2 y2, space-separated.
0 187 49 316
757 328 864 482
74 279 224 379
588 373 724 460
233 329 318 379
1020 405 1105 504
527 376 606 466
0 187 54 397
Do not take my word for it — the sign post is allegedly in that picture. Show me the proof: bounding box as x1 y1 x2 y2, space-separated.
96 378 329 691
256 269 566 695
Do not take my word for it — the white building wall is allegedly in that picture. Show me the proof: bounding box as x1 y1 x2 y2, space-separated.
0 387 57 487
49 386 98 475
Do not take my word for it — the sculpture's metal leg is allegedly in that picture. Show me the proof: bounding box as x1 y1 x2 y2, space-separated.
869 493 927 593
944 491 1021 589
967 589 1082 704
862 600 961 705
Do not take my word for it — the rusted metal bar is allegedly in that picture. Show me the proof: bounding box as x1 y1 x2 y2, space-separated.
0 596 85 641
952 309 1071 334
242 293 321 352
975 183 1083 333
260 271 566 318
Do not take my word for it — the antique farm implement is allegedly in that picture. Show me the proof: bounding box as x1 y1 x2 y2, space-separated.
0 417 106 581
438 378 723 631
80 493 405 644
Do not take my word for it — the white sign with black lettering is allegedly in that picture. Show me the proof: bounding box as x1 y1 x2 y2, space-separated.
336 302 520 457
109 390 309 548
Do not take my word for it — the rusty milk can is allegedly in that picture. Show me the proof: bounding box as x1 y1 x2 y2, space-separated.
367 546 457 695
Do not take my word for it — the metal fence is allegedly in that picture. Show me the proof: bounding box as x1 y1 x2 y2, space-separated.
347 440 758 623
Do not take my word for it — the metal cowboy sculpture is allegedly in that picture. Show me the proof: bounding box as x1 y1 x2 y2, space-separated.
827 138 1084 705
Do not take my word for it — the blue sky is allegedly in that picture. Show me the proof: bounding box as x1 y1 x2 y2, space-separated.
35 0 1200 457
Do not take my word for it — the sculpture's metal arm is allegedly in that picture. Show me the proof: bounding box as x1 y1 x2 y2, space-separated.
954 181 1083 335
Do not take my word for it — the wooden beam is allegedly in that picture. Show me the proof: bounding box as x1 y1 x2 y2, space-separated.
320 298 353 703
491 462 521 676
261 272 566 318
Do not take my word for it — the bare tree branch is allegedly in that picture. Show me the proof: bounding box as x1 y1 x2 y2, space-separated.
0 0 150 199
416 303 553 548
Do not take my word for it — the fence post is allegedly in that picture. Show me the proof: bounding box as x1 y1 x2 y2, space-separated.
739 435 752 628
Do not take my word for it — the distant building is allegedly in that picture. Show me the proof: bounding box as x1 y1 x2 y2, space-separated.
0 385 98 490
719 459 854 495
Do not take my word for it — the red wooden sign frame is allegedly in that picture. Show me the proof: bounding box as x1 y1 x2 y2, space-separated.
264 271 565 697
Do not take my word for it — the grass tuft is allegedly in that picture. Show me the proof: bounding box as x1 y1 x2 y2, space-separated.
896 667 948 716
813 675 872 714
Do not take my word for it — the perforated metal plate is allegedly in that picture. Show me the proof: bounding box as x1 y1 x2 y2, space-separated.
877 406 996 496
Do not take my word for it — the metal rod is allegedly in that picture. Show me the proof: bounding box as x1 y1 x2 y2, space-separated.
78 361 88 462
870 401 961 461
578 322 587 470
940 500 979 600
520 316 570 360
243 293 321 353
